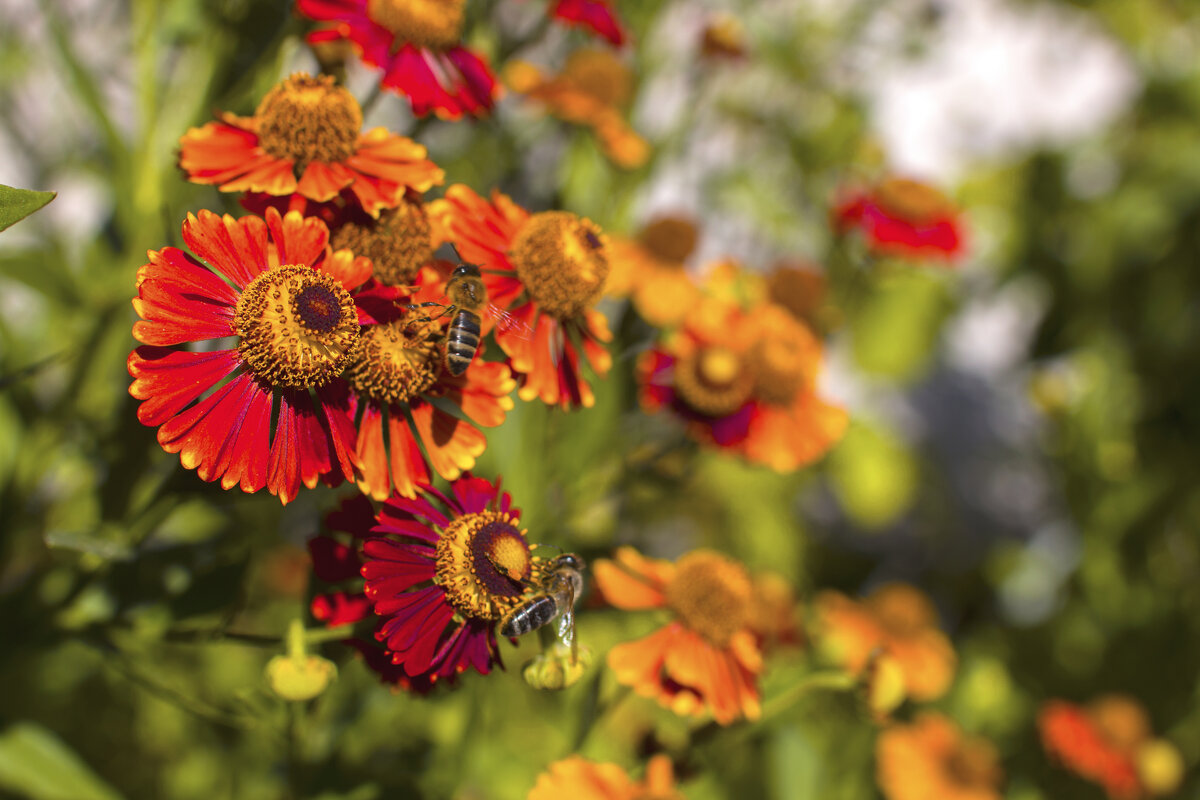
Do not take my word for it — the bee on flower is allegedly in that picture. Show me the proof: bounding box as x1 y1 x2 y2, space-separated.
309 475 557 690
429 184 614 409
178 72 444 217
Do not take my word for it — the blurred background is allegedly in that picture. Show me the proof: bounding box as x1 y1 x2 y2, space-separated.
0 0 1197 798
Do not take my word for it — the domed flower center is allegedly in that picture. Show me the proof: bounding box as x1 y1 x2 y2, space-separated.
509 211 609 319
944 741 1001 791
766 264 824 326
875 177 951 224
234 265 361 389
1089 696 1150 751
639 215 698 264
331 200 433 287
435 512 535 621
868 584 937 638
256 74 362 168
563 48 633 108
747 307 816 406
366 0 465 49
344 316 442 406
674 344 753 417
664 550 752 647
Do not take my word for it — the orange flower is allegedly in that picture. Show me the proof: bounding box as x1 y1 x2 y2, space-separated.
639 295 846 472
528 754 681 800
606 215 701 327
765 261 829 333
1039 696 1182 799
428 184 613 409
813 583 956 702
834 176 965 262
178 73 444 217
595 546 762 726
346 265 516 499
877 713 1003 800
505 50 649 169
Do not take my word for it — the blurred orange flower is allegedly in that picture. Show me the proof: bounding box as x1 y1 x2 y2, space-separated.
877 713 1002 800
813 583 957 702
595 546 762 725
505 49 649 169
606 215 701 327
766 261 829 333
1039 695 1182 799
178 73 444 217
428 184 613 409
639 295 847 472
834 176 965 262
699 14 747 60
528 754 681 800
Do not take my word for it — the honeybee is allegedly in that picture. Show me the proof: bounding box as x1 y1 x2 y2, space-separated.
499 553 586 661
408 262 530 376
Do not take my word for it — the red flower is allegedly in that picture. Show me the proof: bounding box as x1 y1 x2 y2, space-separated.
1039 698 1147 800
312 476 551 688
178 73 443 217
128 208 375 504
297 0 498 119
549 0 627 47
834 176 965 262
429 185 613 409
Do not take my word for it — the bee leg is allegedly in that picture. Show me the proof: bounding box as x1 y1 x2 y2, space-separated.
403 301 457 323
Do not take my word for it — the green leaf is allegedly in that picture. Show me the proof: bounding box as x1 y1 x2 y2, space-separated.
0 184 56 232
0 723 125 800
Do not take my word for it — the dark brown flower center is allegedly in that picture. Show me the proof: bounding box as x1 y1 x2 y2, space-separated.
234 264 361 389
509 211 609 319
435 511 535 621
256 73 362 168
366 0 464 49
639 216 698 263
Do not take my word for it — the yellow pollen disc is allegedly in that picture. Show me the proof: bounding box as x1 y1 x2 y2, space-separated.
434 511 536 622
366 0 465 49
562 48 634 108
509 211 610 319
664 550 752 647
234 264 361 389
332 200 433 286
344 316 442 406
747 308 815 406
874 177 951 224
639 215 698 264
256 73 362 168
674 345 753 417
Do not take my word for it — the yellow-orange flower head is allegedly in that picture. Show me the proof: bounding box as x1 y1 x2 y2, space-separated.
366 0 465 49
664 550 753 647
510 211 609 319
344 316 442 406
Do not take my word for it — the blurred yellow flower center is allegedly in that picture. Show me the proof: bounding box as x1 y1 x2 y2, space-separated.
436 511 535 621
674 345 753 417
747 308 814 405
332 200 433 287
367 0 464 49
510 211 609 319
664 550 752 646
563 49 633 108
868 584 938 637
639 216 698 264
875 177 950 224
344 316 441 406
256 74 362 168
1089 696 1150 751
235 265 361 389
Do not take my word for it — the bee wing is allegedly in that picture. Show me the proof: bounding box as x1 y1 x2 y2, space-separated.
485 304 534 340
